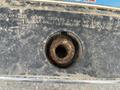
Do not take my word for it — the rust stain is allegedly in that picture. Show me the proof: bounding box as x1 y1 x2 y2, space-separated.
49 35 75 67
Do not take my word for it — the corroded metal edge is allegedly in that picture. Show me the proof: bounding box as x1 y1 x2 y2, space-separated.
0 0 120 18
0 75 120 84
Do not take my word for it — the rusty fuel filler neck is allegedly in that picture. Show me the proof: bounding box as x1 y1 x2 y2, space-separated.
45 31 83 68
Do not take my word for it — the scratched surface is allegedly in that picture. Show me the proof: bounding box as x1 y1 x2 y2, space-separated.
0 81 120 90
0 0 120 79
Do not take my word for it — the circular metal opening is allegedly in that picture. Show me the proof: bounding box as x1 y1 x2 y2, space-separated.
45 31 83 68
55 45 68 58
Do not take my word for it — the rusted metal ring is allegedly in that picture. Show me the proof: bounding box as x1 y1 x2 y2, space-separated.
49 35 75 66
45 31 82 68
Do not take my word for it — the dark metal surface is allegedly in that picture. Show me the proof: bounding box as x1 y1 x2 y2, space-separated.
0 0 120 79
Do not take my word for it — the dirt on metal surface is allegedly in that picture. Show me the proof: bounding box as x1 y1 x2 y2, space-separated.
0 0 120 89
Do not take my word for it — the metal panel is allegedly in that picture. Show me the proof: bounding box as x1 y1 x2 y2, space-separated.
0 0 120 89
